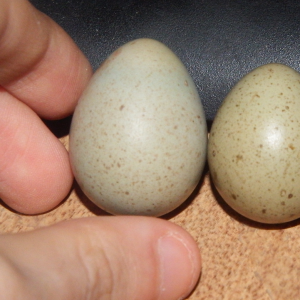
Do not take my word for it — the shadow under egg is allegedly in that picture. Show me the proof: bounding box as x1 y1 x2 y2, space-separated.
73 181 111 216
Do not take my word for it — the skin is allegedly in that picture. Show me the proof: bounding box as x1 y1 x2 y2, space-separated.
0 0 202 299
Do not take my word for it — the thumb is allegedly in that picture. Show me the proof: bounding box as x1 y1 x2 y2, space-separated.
0 216 201 300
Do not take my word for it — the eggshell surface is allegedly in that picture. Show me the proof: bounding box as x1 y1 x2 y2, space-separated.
69 38 207 216
208 63 300 224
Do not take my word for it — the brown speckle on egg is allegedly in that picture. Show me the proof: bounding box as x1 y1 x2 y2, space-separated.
69 38 207 216
208 63 300 224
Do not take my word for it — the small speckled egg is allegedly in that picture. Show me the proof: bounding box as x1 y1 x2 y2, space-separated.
69 38 207 216
208 63 300 224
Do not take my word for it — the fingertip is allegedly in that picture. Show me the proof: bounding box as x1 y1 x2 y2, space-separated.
6 143 74 215
157 228 201 300
2 147 73 216
0 91 74 214
83 216 202 300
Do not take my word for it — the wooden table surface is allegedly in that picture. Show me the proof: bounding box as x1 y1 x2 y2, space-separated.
0 135 300 299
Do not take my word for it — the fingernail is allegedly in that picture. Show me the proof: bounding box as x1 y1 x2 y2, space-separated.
157 232 200 300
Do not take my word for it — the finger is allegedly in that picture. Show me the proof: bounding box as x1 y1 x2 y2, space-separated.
0 0 92 119
0 216 201 300
0 88 73 214
0 0 92 213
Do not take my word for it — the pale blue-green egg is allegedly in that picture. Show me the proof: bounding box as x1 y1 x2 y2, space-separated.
69 38 207 216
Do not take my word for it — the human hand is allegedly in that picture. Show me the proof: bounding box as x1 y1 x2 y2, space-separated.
0 0 92 214
0 1 202 299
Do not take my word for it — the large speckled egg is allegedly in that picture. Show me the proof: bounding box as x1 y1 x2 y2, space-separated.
69 38 207 216
208 63 300 224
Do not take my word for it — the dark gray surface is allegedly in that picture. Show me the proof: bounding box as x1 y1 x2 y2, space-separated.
30 0 300 121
